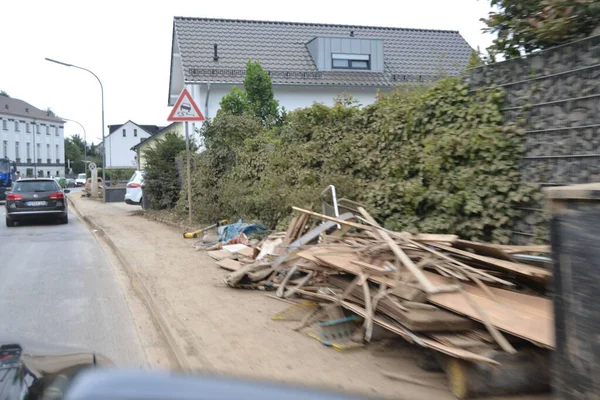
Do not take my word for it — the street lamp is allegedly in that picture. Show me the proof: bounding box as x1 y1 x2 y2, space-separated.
45 58 105 185
61 118 87 164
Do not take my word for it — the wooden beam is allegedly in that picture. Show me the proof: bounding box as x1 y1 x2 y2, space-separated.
357 207 439 294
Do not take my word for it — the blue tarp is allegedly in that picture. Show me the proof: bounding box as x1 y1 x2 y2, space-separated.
217 219 268 242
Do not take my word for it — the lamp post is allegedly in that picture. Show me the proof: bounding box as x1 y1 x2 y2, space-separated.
45 58 105 185
61 118 87 164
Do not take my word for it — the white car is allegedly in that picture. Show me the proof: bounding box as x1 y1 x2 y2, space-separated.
75 173 87 187
125 170 144 205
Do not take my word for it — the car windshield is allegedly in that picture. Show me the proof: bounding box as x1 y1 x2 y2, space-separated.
77 174 86 179
0 160 9 174
13 181 60 192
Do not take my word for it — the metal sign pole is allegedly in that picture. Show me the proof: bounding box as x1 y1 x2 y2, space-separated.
184 121 192 224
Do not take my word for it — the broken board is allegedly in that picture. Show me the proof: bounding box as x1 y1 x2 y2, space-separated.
222 244 255 258
215 258 243 271
431 243 551 283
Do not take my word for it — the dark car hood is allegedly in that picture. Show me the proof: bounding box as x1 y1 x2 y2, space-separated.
0 339 111 400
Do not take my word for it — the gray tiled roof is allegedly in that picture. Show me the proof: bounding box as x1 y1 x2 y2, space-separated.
0 96 64 123
173 17 474 87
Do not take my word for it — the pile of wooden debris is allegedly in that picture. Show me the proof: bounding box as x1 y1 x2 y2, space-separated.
207 206 553 398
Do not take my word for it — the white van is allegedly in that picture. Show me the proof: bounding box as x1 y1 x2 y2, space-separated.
75 173 87 187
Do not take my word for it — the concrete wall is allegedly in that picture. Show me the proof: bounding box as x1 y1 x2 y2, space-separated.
187 83 382 120
105 121 152 169
469 34 600 242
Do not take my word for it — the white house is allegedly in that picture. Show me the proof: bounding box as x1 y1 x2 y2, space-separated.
167 17 473 118
105 121 165 169
0 96 65 178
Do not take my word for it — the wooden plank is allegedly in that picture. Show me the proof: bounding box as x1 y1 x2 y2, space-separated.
425 271 554 348
493 244 550 254
431 243 551 282
452 239 515 261
207 249 233 261
215 258 243 271
428 333 487 349
340 302 499 365
357 207 439 294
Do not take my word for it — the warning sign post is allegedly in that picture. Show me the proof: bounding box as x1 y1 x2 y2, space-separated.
168 89 205 224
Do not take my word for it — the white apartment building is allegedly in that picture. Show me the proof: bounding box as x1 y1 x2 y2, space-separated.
0 96 65 178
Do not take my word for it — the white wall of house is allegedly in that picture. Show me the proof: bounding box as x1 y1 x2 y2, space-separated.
0 113 65 177
105 121 152 169
185 83 382 120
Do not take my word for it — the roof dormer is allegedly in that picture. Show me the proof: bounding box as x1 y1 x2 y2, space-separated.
307 36 384 72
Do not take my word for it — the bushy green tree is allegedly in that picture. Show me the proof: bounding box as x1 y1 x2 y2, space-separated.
144 132 193 209
217 60 280 125
483 0 600 58
64 137 84 174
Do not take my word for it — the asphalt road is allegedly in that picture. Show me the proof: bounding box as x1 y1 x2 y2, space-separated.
0 194 147 367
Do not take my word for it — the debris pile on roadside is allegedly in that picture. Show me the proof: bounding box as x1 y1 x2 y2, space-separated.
201 205 554 398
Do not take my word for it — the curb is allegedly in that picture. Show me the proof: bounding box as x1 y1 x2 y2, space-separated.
68 196 191 372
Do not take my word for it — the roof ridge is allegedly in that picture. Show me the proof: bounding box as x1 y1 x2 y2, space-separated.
173 16 460 34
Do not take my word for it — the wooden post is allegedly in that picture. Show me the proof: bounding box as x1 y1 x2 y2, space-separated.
184 121 192 224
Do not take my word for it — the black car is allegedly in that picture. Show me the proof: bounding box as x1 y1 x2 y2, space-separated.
5 178 70 227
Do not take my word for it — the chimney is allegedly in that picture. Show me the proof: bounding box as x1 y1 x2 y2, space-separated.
213 44 219 61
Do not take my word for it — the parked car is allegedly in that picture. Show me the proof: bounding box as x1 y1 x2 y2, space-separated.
5 178 70 227
125 170 144 205
75 173 87 187
66 178 76 188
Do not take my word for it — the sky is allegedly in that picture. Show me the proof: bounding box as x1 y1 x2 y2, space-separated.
0 0 495 144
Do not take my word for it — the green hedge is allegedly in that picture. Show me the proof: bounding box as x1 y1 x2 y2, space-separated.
180 77 541 243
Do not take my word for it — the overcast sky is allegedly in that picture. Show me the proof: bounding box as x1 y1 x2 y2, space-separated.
0 0 495 144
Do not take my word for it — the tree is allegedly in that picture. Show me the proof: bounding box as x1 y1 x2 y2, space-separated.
0 90 9 98
244 60 279 124
64 137 84 174
218 87 247 116
45 107 56 117
143 132 194 209
217 60 280 125
483 0 600 58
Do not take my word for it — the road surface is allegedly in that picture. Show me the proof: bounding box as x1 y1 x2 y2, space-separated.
0 197 146 367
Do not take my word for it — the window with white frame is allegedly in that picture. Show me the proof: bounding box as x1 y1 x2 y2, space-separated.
36 124 40 134
122 129 126 137
36 143 40 160
134 129 137 137
331 53 370 70
15 142 19 159
2 141 7 157
14 121 19 132
26 123 31 133
2 120 7 130
46 126 50 135
55 144 59 159
46 144 50 158
27 143 31 159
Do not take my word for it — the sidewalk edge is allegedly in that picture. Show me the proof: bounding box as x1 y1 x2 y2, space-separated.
68 196 191 372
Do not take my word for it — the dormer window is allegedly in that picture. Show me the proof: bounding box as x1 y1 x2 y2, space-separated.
332 53 370 70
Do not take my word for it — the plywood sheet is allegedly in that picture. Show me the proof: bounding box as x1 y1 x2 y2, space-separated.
207 249 233 261
426 271 554 348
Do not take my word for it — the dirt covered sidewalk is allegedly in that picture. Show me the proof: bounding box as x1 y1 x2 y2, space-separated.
68 195 548 400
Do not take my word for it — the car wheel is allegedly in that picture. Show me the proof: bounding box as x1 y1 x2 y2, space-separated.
5 218 15 227
60 215 69 224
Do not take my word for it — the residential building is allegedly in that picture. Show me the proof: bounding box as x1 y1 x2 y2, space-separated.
131 122 183 170
0 96 65 177
105 121 164 169
168 17 473 118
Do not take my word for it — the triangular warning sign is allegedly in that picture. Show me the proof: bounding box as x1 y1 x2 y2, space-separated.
168 88 205 121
